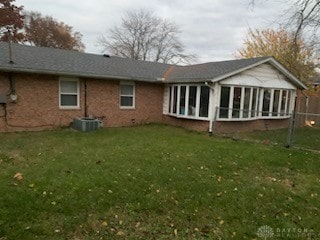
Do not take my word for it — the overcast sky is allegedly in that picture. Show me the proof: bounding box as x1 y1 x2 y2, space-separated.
16 0 288 63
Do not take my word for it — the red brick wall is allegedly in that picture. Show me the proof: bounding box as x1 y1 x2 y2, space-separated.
0 72 294 133
0 73 164 131
0 73 84 131
163 116 210 132
163 115 289 133
85 79 164 127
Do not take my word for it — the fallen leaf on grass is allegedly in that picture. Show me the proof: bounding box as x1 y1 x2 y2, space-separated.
101 221 108 227
216 192 222 197
266 176 277 182
174 229 178 236
116 231 125 236
14 172 23 180
135 222 141 228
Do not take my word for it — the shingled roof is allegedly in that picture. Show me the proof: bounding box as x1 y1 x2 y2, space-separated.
0 42 171 82
0 42 306 89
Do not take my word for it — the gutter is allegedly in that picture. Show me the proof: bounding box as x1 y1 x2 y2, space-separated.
205 81 215 135
0 67 163 83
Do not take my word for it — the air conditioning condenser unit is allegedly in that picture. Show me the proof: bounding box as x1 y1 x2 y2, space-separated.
72 117 101 132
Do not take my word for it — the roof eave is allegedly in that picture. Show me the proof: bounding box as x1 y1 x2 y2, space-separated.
163 78 213 84
0 67 162 83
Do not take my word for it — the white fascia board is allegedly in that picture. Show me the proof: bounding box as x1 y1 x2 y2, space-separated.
267 58 307 90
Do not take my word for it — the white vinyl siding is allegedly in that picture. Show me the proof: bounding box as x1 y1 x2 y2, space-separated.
220 63 296 90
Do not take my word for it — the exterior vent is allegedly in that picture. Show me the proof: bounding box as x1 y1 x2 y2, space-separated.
72 117 101 132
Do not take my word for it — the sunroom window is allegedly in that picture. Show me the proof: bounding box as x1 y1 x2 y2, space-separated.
219 87 230 118
188 86 197 116
199 86 210 118
218 86 293 120
243 88 251 118
262 89 271 116
232 87 241 118
251 88 258 118
168 85 210 119
179 86 186 115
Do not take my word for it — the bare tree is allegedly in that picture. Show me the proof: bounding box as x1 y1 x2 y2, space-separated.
287 0 320 47
98 9 195 64
249 0 320 49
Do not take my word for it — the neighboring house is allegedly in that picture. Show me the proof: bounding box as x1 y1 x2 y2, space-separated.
0 42 306 133
312 77 320 91
295 74 320 126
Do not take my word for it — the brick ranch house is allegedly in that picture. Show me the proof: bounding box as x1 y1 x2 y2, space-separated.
0 42 306 133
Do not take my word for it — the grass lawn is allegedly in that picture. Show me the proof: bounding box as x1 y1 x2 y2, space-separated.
0 124 319 239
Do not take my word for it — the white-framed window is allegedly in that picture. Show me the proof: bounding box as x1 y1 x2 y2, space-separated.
120 82 135 108
219 85 293 120
59 77 80 109
168 84 210 120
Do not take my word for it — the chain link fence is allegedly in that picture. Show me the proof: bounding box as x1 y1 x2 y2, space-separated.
287 112 320 151
212 107 320 152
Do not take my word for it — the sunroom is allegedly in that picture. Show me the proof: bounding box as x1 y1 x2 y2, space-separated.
163 57 305 132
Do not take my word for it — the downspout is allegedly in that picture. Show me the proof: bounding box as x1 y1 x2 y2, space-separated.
205 82 215 135
84 79 88 117
9 73 17 100
3 73 17 128
7 29 17 102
